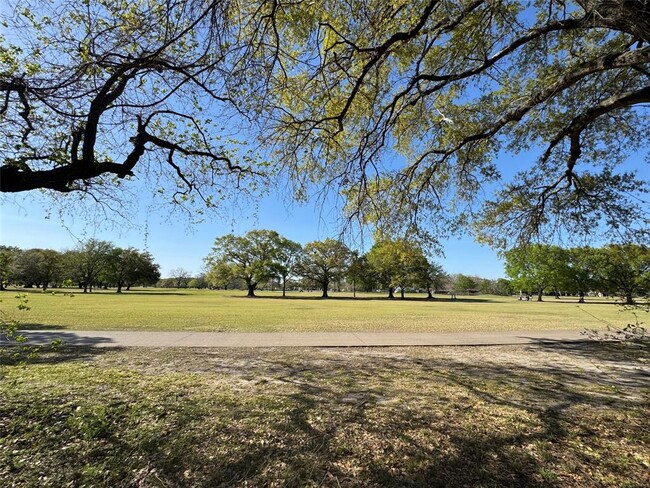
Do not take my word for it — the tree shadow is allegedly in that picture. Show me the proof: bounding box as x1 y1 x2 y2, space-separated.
233 294 491 303
110 290 196 296
1 345 124 366
197 348 645 485
132 347 649 484
2 330 117 349
541 299 621 306
4 344 647 486
3 287 194 297
521 340 649 382
15 323 68 330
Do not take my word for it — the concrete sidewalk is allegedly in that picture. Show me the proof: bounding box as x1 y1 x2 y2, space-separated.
7 329 595 348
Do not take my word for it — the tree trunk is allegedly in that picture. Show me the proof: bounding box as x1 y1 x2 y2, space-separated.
400 287 405 299
282 276 287 297
625 291 634 305
42 282 48 292
116 282 123 293
537 288 543 301
427 287 434 299
578 290 585 303
321 285 329 298
247 283 256 297
388 286 395 299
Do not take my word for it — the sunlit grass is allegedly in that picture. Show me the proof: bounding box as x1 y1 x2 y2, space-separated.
1 287 636 332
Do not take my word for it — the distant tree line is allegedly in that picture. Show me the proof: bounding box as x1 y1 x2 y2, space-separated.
0 239 160 293
505 244 650 304
7 233 644 303
202 229 514 299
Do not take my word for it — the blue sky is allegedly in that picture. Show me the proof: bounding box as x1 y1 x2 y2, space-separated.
0 189 506 279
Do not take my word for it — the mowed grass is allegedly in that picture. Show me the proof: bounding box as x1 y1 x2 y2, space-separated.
1 287 636 332
1 344 648 487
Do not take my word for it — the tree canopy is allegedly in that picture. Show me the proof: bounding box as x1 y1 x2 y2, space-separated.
296 239 352 298
505 243 650 302
593 244 650 304
505 244 567 300
0 0 265 213
105 247 160 293
2 1 648 247
257 0 650 246
205 230 284 297
366 239 430 299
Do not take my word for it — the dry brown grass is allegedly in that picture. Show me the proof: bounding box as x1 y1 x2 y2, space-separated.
1 342 648 487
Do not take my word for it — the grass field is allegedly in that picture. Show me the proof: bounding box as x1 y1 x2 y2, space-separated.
2 289 648 486
1 287 638 332
1 343 648 487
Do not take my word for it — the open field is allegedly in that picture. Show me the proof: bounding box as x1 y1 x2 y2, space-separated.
1 343 648 487
0 288 639 332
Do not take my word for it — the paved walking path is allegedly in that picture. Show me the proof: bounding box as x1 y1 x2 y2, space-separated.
7 329 596 348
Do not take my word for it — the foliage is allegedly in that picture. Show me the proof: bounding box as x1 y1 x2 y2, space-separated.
0 246 20 290
583 299 649 343
2 1 648 248
366 239 431 298
564 247 597 303
11 248 63 291
346 252 377 295
412 261 448 299
506 243 650 303
453 274 479 294
0 240 162 293
104 247 160 292
592 244 650 304
167 268 192 289
505 244 568 301
272 236 302 297
295 239 352 298
64 239 114 293
205 262 236 290
253 0 649 247
492 278 515 296
0 293 39 374
187 275 209 289
205 230 285 297
0 0 266 219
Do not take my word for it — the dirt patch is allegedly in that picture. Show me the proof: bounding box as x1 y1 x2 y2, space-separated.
63 342 649 400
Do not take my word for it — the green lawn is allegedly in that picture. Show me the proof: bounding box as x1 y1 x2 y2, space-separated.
0 287 637 332
1 344 648 487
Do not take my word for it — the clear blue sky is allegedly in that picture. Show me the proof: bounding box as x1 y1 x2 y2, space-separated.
0 188 506 280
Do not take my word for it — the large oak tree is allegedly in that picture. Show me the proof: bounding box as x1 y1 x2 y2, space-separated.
296 239 351 298
257 0 650 246
2 1 648 246
0 0 266 210
205 229 284 297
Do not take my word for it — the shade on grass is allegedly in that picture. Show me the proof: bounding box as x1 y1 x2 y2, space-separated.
1 344 648 487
